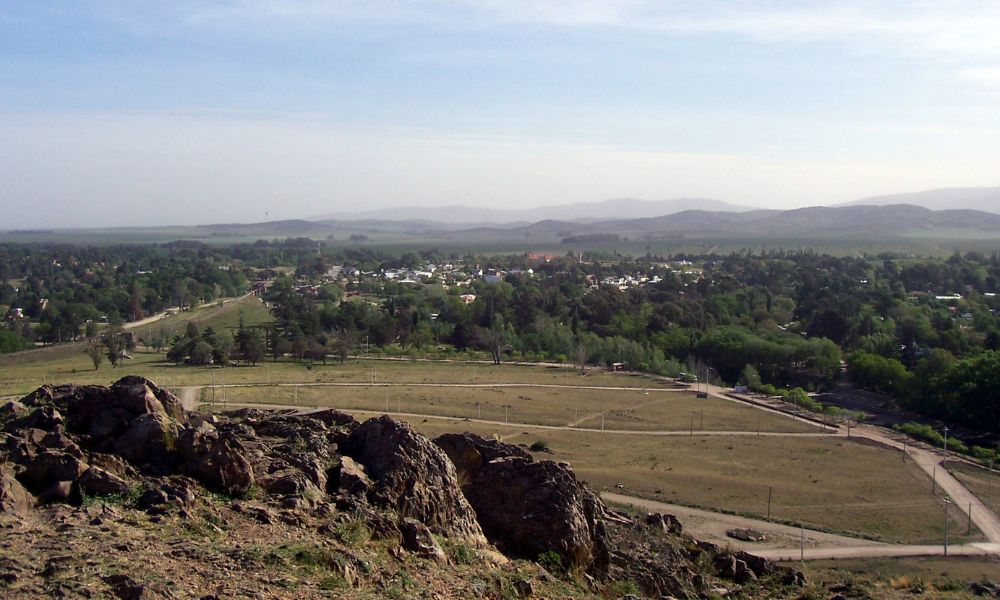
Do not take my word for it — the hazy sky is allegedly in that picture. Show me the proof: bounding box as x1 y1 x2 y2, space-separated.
2 1 999 228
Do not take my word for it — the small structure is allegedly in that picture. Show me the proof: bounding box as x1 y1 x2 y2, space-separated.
610 362 627 372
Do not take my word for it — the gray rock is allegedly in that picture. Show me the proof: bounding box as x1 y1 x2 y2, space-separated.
400 517 447 562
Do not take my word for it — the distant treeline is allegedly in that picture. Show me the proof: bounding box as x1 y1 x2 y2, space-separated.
561 233 621 244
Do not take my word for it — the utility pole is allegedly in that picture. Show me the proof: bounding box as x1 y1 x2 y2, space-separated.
211 370 216 405
601 412 605 433
767 486 773 519
932 464 937 494
690 414 694 436
700 409 704 431
968 502 973 535
800 523 805 563
943 426 949 454
943 498 950 556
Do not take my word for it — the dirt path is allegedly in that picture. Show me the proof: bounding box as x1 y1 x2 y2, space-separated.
192 378 1000 556
215 401 834 437
602 492 1000 561
601 492 883 550
845 424 1000 545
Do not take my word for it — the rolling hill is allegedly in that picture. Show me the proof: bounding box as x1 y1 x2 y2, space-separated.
842 187 1000 214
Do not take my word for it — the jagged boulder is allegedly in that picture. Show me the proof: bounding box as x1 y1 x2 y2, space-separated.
20 378 184 443
328 456 372 497
114 412 180 468
341 416 485 544
3 405 64 434
435 432 610 573
78 466 131 498
0 465 33 513
400 517 447 562
18 450 87 495
433 432 531 476
185 431 254 497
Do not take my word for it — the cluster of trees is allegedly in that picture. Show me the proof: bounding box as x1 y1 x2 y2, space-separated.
0 243 253 345
164 321 264 367
848 350 1000 432
6 240 1000 434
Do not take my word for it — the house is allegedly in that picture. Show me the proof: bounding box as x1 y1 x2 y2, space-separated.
460 294 477 305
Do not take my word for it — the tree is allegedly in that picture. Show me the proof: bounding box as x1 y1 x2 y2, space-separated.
235 327 264 365
189 340 214 366
475 326 509 365
574 341 589 373
738 364 761 390
103 328 126 368
85 342 104 370
333 328 356 364
211 334 233 367
0 329 29 354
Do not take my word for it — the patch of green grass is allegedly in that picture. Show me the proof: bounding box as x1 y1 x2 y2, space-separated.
80 485 144 508
334 516 371 545
537 550 563 574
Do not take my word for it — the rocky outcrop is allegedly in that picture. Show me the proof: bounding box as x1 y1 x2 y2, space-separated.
342 416 486 544
434 432 610 574
0 377 807 599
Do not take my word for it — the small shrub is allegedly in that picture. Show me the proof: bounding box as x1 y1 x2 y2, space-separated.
446 542 476 565
529 440 550 452
537 550 563 573
602 580 640 598
335 516 371 545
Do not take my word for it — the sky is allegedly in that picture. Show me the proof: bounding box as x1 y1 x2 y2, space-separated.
1 1 999 228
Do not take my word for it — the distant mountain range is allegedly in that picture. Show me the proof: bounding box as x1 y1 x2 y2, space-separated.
841 187 1000 214
311 197 755 225
4 188 1000 245
455 204 1000 240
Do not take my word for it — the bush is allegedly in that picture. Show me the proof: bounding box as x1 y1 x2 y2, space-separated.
529 440 550 452
537 550 563 573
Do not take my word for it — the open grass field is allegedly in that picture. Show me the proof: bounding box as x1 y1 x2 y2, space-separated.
793 556 1000 598
401 417 979 545
1 339 988 548
947 461 1000 514
0 350 679 397
216 383 818 433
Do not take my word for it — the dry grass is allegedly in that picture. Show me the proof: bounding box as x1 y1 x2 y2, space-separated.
404 418 981 545
0 349 677 397
794 556 1000 598
217 384 818 433
946 461 1000 514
